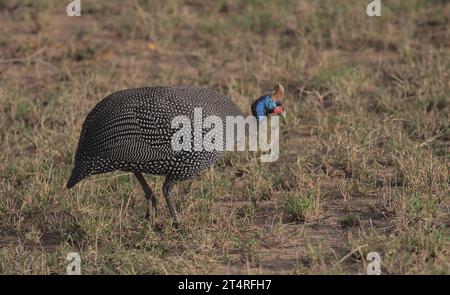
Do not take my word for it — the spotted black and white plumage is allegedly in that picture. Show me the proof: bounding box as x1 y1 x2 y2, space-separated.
67 86 244 188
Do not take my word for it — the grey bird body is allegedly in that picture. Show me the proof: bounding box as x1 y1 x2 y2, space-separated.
67 86 244 189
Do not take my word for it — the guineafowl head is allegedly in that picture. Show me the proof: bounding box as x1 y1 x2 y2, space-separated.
251 84 286 121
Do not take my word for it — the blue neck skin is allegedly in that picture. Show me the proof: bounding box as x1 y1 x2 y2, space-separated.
255 95 276 121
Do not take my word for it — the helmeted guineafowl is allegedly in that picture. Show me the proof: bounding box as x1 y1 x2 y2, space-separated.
67 84 286 224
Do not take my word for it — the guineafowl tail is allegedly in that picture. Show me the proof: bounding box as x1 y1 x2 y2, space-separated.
66 165 89 189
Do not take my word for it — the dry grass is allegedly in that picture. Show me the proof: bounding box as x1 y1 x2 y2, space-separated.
0 0 449 274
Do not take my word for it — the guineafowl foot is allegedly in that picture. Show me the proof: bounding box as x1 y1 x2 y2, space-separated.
134 172 158 221
144 191 158 220
163 178 181 225
144 199 156 220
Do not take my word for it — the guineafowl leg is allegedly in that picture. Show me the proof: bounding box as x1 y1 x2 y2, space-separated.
162 178 180 224
133 172 158 219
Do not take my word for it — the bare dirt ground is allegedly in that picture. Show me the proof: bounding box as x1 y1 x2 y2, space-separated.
0 0 449 274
